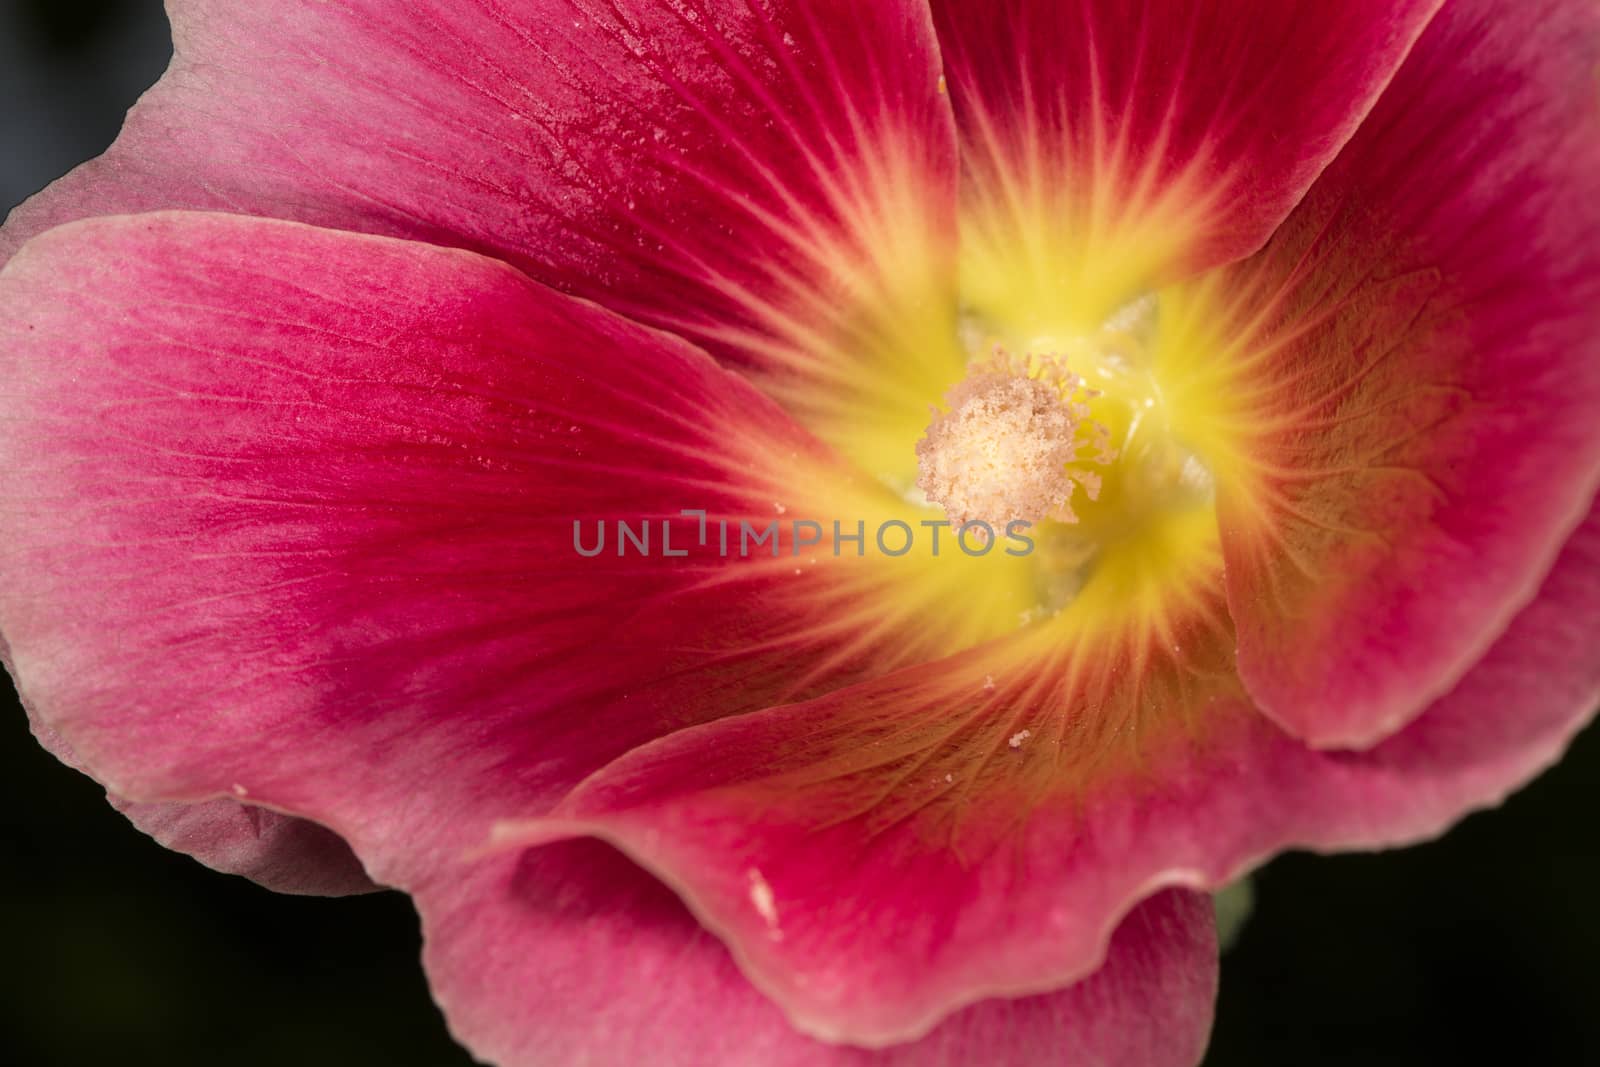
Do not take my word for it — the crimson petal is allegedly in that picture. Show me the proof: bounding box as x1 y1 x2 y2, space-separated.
500 500 1598 1044
420 843 1216 1067
0 212 895 891
1209 0 1600 745
931 0 1442 291
1 0 957 432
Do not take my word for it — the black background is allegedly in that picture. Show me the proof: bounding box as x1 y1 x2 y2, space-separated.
3 2 1597 1064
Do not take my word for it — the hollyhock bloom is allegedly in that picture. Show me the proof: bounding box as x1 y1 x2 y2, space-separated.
2 0 1597 1063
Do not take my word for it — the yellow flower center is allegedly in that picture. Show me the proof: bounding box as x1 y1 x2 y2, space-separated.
737 141 1256 667
944 292 1219 573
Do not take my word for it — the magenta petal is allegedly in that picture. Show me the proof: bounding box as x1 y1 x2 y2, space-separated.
496 686 1229 1046
0 212 883 891
0 208 1220 1066
420 843 1216 1067
1213 0 1600 746
931 0 1443 273
506 501 1596 1045
1 0 954 380
1087 499 1600 879
1265 500 1600 848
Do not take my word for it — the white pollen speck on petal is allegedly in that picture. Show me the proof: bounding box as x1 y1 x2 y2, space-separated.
230 783 249 797
746 868 782 940
773 501 787 514
1008 729 1032 749
983 674 996 690
944 773 954 783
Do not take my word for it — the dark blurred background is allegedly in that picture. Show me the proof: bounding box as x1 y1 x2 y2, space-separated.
3 2 1598 1065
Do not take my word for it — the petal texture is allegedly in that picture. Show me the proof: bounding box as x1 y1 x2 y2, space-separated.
1 209 1222 1066
505 499 1598 1044
17 682 374 896
1205 0 1600 745
932 0 1442 325
0 212 921 889
497 517 1240 1045
109 795 378 896
0 0 958 472
420 842 1216 1067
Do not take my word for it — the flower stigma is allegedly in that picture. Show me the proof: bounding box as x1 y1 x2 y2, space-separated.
907 293 1222 621
915 347 1115 533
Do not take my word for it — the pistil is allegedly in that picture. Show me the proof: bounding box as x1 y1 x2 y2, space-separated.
915 348 1115 532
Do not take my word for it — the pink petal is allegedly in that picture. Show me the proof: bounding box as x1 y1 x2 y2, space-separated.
1055 497 1600 898
1 208 1221 1063
1210 0 1600 746
15 670 374 896
493 559 1246 1044
931 0 1442 278
496 495 1587 1049
1260 498 1600 848
0 1 956 408
500 498 1597 1044
108 796 378 896
419 842 1216 1067
0 211 901 892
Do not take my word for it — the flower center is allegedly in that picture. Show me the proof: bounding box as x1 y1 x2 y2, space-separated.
915 349 1114 531
914 294 1221 616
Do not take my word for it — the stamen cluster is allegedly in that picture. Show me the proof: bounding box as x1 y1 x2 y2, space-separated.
915 349 1115 530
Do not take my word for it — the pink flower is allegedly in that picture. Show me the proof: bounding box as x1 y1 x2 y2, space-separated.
2 1 1596 1064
